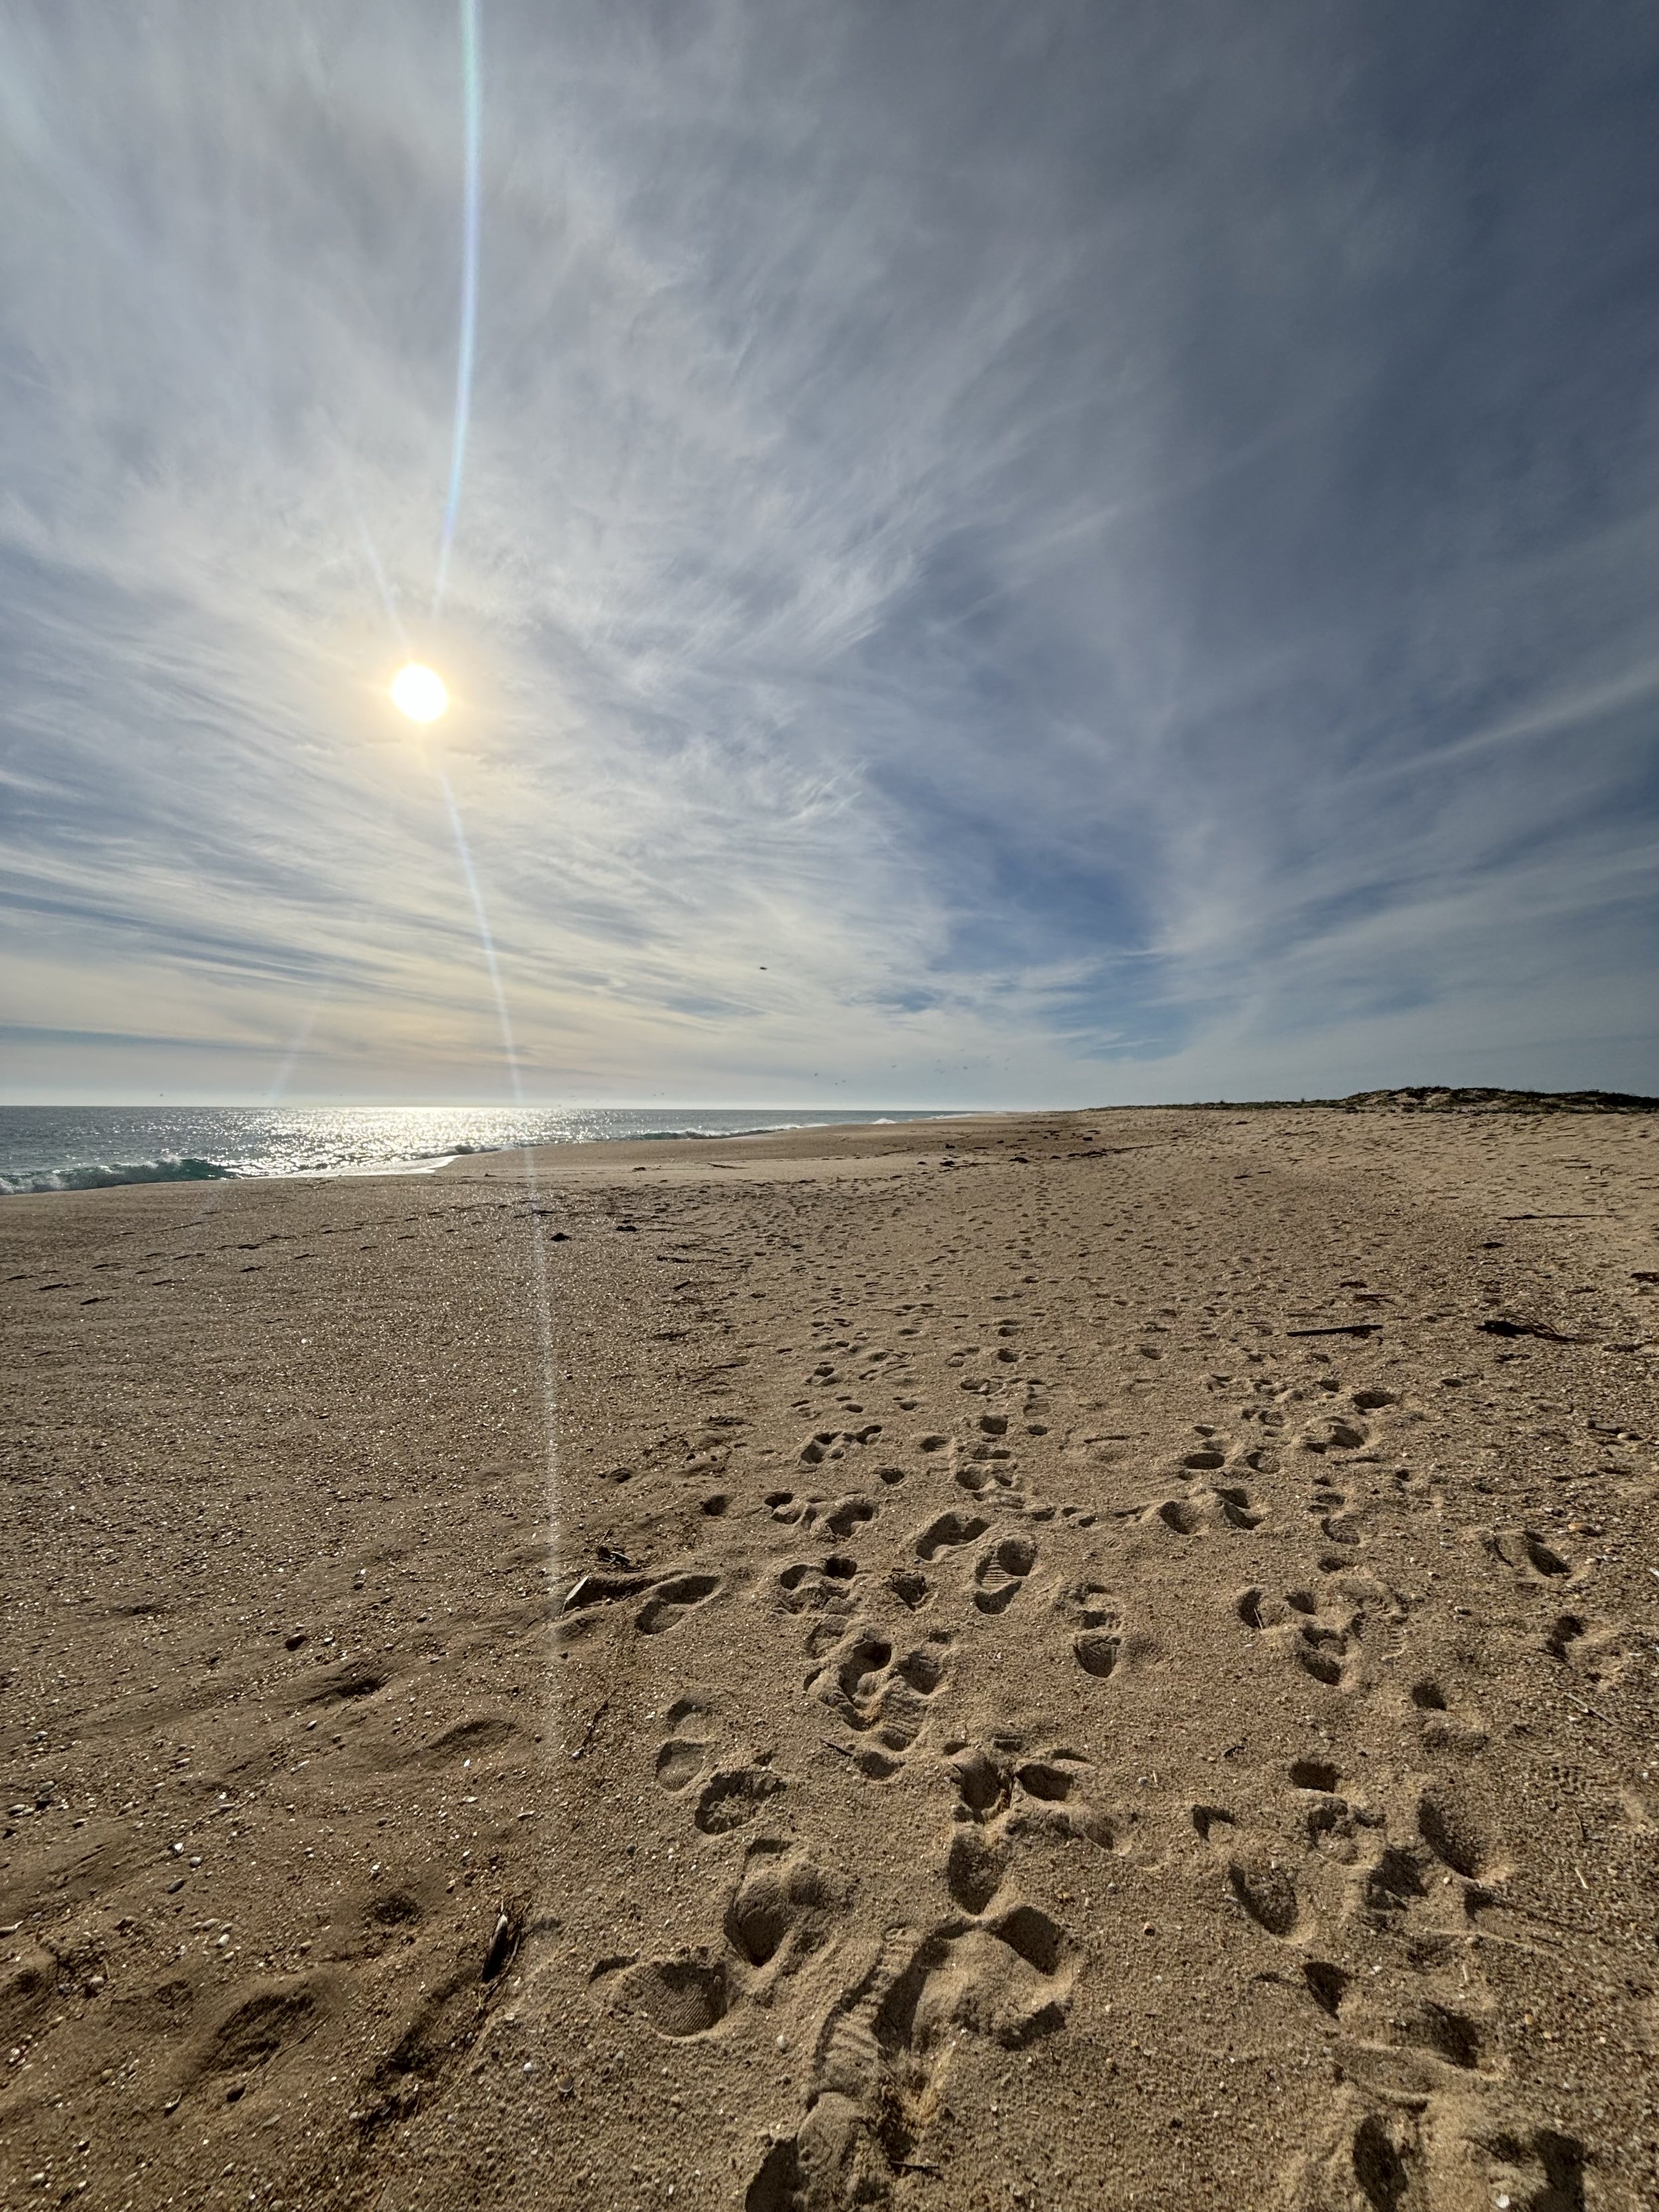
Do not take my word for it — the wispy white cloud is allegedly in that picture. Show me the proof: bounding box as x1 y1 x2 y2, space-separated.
1 0 1656 1103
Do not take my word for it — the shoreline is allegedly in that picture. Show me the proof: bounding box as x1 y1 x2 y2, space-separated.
0 1109 981 1203
7 1086 1654 1202
3 1106 1656 2208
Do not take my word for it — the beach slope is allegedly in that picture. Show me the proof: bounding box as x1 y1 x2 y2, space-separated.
3 1107 1656 2209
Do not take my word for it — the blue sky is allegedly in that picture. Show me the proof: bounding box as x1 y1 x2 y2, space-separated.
2 0 1656 1106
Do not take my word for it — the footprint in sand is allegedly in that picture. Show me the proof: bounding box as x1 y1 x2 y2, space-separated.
1152 1495 1202 1534
945 1743 1010 1820
1073 1636 1121 1679
1190 1801 1238 1848
1301 1958 1353 2020
635 1573 721 1637
765 1489 879 1539
914 1511 988 1561
887 1566 930 1610
607 1840 843 2053
1210 1481 1267 1530
1144 1471 1265 1535
1060 1580 1131 1679
188 1980 325 2091
1488 1526 1580 1584
880 1903 1078 2053
655 1739 706 1791
723 1839 836 1968
944 1828 1011 1913
1292 2087 1580 2212
1542 1609 1630 1685
414 1715 519 1767
1181 1439 1226 1471
1288 1767 1384 1868
1289 1755 1339 1792
954 1423 1021 1501
945 1738 1119 1849
1307 1476 1368 1549
693 1764 786 1836
1187 1785 1313 1939
1357 1838 1433 1923
747 1896 1081 2209
613 1954 733 2037
822 1495 879 1538
1236 1577 1400 1690
1346 1785 1506 1947
798 1422 885 1469
972 1534 1037 1614
1415 1784 1503 1883
653 1698 715 1794
1382 1993 1491 2073
1224 1850 1304 1939
1406 1675 1489 1753
810 1623 951 1776
1291 2096 1429 2211
776 1555 861 1613
1298 1414 1371 1455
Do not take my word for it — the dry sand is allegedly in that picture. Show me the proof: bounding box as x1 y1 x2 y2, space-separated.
3 1106 1658 2211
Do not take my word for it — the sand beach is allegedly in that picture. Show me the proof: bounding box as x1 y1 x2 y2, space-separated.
3 1105 1657 2210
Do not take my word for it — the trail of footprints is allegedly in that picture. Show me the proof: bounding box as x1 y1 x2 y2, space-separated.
583 1354 1617 2206
1202 1380 1613 2212
1190 1744 1593 2212
634 1691 1099 2208
597 1390 1131 2206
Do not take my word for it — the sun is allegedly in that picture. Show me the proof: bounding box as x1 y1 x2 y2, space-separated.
390 662 449 722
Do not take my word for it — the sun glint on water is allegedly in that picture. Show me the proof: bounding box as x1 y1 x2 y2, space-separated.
390 662 449 721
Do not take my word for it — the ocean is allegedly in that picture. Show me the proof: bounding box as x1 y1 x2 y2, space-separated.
0 1105 945 1197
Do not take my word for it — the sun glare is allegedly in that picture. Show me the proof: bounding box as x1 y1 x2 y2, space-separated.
390 662 449 722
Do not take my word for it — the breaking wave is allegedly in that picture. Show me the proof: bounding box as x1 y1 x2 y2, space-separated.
0 1155 238 1196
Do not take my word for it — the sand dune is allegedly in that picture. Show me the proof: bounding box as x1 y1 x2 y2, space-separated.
3 1108 1657 2209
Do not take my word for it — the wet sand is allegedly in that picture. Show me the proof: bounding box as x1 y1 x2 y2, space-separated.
3 1106 1657 2210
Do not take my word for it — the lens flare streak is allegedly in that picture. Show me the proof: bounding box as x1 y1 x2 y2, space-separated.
432 0 482 617
432 759 561 1570
336 6 568 1906
435 763 520 1102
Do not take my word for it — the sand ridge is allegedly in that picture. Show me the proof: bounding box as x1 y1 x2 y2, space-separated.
3 1107 1657 2208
